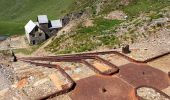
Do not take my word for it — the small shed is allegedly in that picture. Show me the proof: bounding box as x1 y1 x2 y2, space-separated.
37 15 48 24
50 19 63 29
48 19 63 36
25 20 38 37
37 15 49 28
25 20 46 45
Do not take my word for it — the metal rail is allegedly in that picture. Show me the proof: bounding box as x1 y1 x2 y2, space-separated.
19 55 119 76
17 50 170 100
41 50 170 63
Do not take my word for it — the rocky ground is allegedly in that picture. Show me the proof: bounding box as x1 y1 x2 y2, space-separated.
109 7 170 61
137 87 169 100
0 36 28 50
124 28 170 61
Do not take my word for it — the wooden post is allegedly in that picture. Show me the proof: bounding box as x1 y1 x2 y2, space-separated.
11 50 17 62
122 45 131 54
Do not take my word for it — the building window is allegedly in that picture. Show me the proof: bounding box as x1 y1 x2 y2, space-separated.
30 33 35 37
39 33 42 36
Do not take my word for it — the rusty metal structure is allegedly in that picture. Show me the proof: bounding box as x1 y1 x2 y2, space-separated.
18 50 170 100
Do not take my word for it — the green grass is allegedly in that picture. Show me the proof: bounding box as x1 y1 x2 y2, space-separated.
3 0 168 36
0 0 98 36
0 0 75 36
123 0 170 17
0 0 75 22
45 18 122 54
14 48 36 55
13 44 42 55
100 0 170 17
77 18 121 34
0 21 24 36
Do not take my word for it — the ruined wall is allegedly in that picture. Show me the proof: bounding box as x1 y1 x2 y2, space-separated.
28 30 46 45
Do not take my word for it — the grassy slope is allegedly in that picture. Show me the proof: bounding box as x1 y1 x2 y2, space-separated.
0 0 74 36
1 0 169 54
45 0 170 54
0 0 97 36
100 0 170 16
46 18 121 54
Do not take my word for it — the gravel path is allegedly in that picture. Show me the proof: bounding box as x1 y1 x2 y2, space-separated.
0 65 14 90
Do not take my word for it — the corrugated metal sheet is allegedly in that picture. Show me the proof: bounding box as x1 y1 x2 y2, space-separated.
50 19 63 29
38 15 48 24
25 20 37 34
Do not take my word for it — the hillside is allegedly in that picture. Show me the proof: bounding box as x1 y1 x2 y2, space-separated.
0 0 169 55
0 1 170 100
45 0 170 54
0 0 96 36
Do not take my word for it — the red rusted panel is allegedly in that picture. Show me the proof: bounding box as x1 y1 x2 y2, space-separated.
70 75 136 100
117 63 170 90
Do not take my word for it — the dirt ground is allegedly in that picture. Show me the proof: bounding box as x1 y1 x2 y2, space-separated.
0 36 28 50
104 10 127 20
148 54 170 74
82 19 94 27
147 54 170 96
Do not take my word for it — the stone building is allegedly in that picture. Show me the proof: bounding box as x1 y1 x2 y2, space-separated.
49 19 63 36
37 15 51 38
25 20 46 45
37 15 49 29
25 15 64 45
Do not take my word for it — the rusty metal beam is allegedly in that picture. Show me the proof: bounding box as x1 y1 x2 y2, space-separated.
19 55 119 76
18 51 170 64
41 50 170 63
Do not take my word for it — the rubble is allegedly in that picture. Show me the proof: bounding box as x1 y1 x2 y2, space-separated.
137 87 169 100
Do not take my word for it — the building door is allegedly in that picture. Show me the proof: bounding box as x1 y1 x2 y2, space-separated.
32 40 35 45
